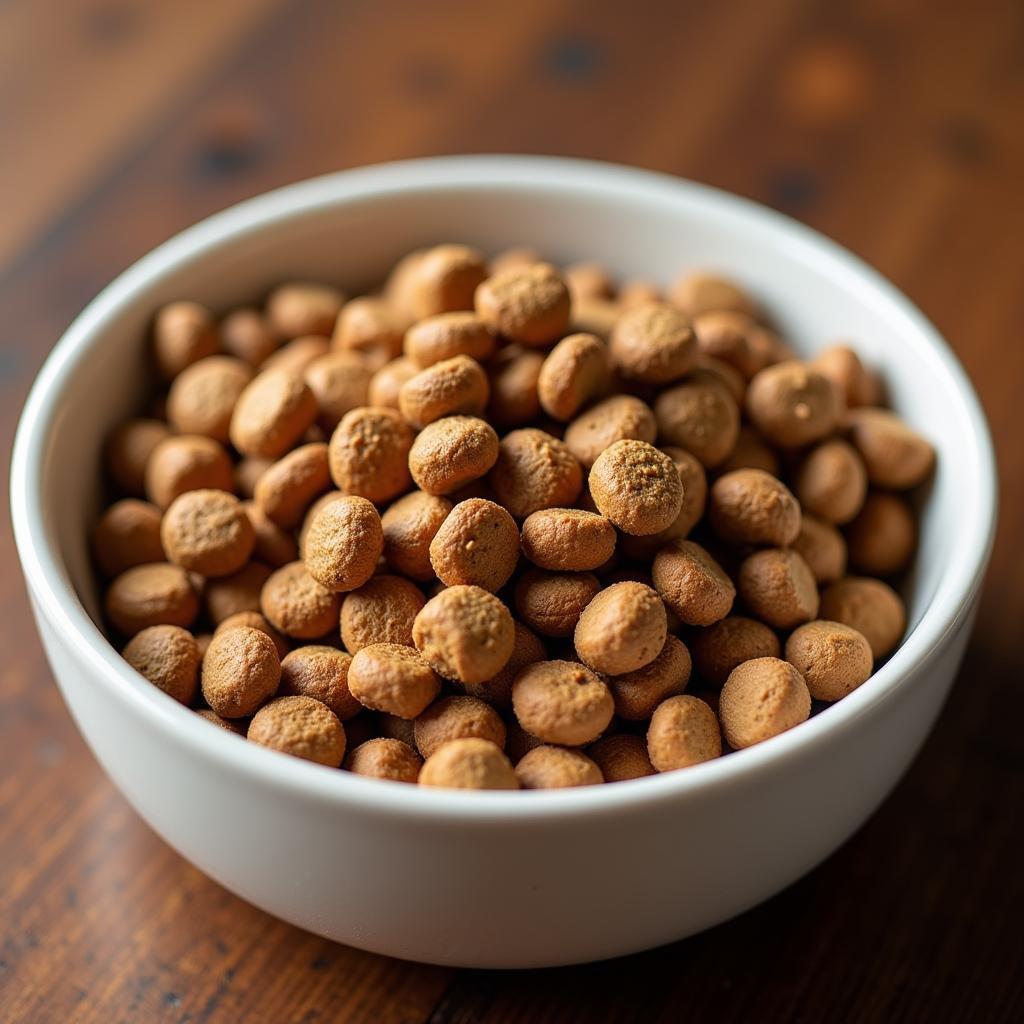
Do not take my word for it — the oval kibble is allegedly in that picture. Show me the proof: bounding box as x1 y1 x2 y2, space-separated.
413 695 506 759
160 489 255 577
514 569 601 638
647 695 722 771
846 408 935 490
515 746 603 789
587 734 656 782
606 633 692 720
564 395 657 470
221 308 279 367
303 351 374 431
167 356 253 442
610 302 697 384
589 440 683 537
813 344 880 408
474 262 571 346
230 370 318 459
652 540 735 627
819 576 906 659
794 439 868 525
145 435 234 510
574 582 667 676
261 335 330 377
846 492 917 576
253 442 331 529
690 615 781 688
279 645 359 720
346 738 422 783
261 561 341 639
201 626 281 718
398 354 490 428
368 356 418 409
348 643 440 718
303 495 383 593
719 657 811 749
409 416 499 496
786 620 874 702
653 380 740 468
248 695 346 767
737 548 819 630
418 738 518 790
489 429 583 517
708 469 801 547
153 300 219 380
244 500 299 567
92 499 165 578
332 297 405 366
428 498 520 593
380 491 453 581
405 244 488 320
404 311 496 368
266 281 344 339
537 333 609 421
520 508 616 571
106 563 199 636
791 514 847 584
745 362 841 448
340 575 425 653
328 406 414 503
669 272 757 319
122 625 199 705
106 418 171 496
511 660 614 746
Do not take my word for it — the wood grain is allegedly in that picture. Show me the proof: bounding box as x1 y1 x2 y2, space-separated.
2 0 1022 1021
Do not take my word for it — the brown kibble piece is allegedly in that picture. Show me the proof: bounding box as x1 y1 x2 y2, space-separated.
248 695 346 766
341 575 425 652
399 354 489 428
460 621 546 709
589 440 683 536
520 508 616 571
737 548 819 629
235 457 272 499
537 333 609 421
690 616 780 688
304 351 373 431
515 745 603 788
794 439 868 525
846 492 917 576
414 695 506 759
167 356 253 442
564 395 657 470
670 272 757 319
575 582 667 676
610 303 697 384
153 301 219 380
708 469 801 547
409 416 499 496
161 489 255 577
419 738 518 789
346 738 422 783
106 418 171 496
429 498 519 592
475 262 571 346
348 643 440 718
122 625 199 704
381 490 453 580
406 244 488 320
195 708 245 734
652 540 735 626
655 447 707 541
819 577 906 659
328 406 414 503
607 633 692 720
280 645 360 719
368 356 418 409
201 626 281 718
412 585 515 684
791 514 847 584
564 261 614 302
692 311 762 378
786 620 873 702
515 569 601 638
215 610 288 660
813 344 881 408
487 346 544 427
489 428 583 517
261 561 341 639
253 442 331 529
261 336 330 377
221 308 279 367
512 660 614 746
205 561 271 623
145 435 234 509
106 563 199 636
266 282 344 339
405 312 496 368
719 657 811 749
654 380 740 468
303 496 383 593
332 297 405 366
93 499 165 578
587 734 656 782
746 362 841 448
846 408 935 490
647 695 722 771
716 425 780 477
230 370 318 459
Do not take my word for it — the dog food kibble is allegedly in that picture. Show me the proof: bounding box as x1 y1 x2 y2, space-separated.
719 657 811 749
515 745 603 788
100 245 932 789
248 695 346 766
647 695 722 771
122 625 199 704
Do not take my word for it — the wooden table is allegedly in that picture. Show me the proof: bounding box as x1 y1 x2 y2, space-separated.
2 1 1022 1020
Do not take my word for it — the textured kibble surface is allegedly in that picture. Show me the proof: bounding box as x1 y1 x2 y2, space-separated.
99 247 930 792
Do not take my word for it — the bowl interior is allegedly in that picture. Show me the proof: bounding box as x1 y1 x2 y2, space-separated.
18 158 994 798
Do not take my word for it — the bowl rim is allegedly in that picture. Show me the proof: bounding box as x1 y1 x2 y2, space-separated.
10 155 998 823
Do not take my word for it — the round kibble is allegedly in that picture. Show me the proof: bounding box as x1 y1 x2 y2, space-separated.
153 300 219 380
512 660 614 746
106 418 171 496
489 428 583 517
253 442 331 529
719 657 811 749
201 626 281 718
106 563 199 636
429 498 519 592
340 575 425 653
332 297 405 365
303 496 383 592
221 308 279 367
655 447 707 541
346 738 422 783
266 281 344 339
746 362 841 448
670 272 757 319
537 333 609 421
791 514 847 584
587 734 656 782
574 582 667 675
92 499 165 578
846 408 935 490
737 548 819 629
406 244 488 320
248 695 346 766
813 344 881 408
487 346 544 426
261 561 341 639
348 643 440 718
215 610 289 660
145 435 234 509
610 302 697 384
515 746 603 788
404 311 496 368
419 738 518 790
564 395 657 470
819 577 906 659
708 469 801 547
460 621 546 709
846 492 917 576
399 354 489 428
794 439 868 525
229 369 318 459
514 569 601 638
786 620 874 702
167 356 253 442
122 625 199 705
304 351 373 430
653 379 740 468
520 508 616 571
589 440 683 536
279 645 359 719
369 356 418 409
413 695 506 759
328 406 414 503
690 615 780 688
412 585 514 684
652 540 735 626
607 633 691 720
409 416 499 496
647 695 722 771
380 491 453 580
474 262 571 346
160 489 255 577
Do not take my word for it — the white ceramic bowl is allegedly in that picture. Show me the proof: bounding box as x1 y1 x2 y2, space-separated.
11 157 996 968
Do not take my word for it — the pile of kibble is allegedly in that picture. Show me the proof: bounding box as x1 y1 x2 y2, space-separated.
94 244 935 790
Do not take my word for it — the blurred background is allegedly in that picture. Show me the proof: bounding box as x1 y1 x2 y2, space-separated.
2 1 1022 1022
